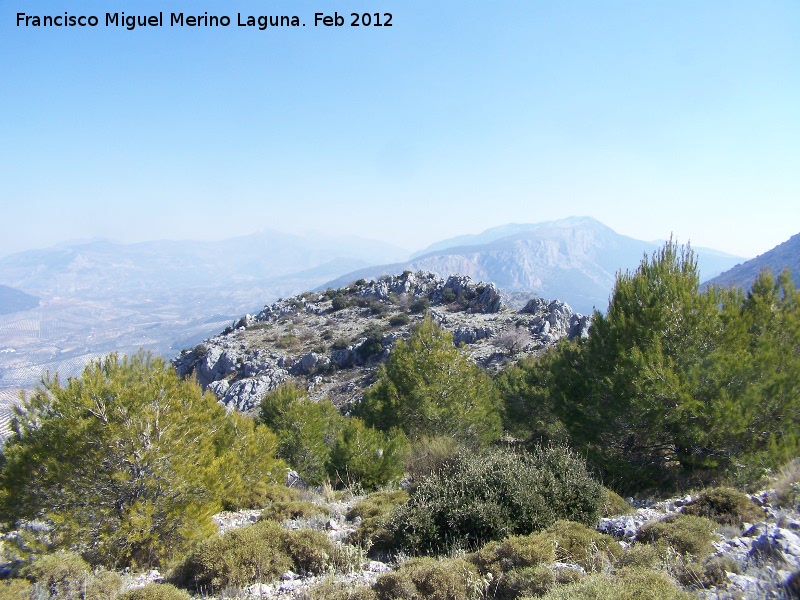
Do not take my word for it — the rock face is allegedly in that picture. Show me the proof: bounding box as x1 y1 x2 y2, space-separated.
173 271 591 412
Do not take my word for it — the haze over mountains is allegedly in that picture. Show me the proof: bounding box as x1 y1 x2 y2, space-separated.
325 217 745 314
0 216 788 393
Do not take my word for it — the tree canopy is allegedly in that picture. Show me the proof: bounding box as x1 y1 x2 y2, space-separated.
0 352 284 568
499 241 800 492
356 315 501 445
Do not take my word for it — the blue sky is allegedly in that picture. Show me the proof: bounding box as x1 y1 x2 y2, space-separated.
1 0 798 259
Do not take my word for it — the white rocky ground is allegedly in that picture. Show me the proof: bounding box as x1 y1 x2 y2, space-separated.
122 483 798 599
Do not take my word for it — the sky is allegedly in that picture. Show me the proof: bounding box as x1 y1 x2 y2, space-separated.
1 0 798 260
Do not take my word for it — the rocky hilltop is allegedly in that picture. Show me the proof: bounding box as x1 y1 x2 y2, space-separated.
173 271 590 413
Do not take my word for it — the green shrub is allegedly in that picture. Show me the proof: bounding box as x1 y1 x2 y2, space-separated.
408 298 430 314
261 387 345 486
347 490 409 553
636 514 716 557
386 445 603 555
357 316 501 445
0 578 33 600
388 314 410 327
118 583 190 600
179 520 349 591
541 520 623 572
772 458 800 509
470 534 555 580
496 565 555 599
328 419 408 491
0 353 284 568
22 552 90 599
260 500 329 522
601 489 634 517
403 436 462 489
373 557 486 600
535 567 693 600
250 482 303 508
682 487 764 525
303 577 377 600
331 296 350 312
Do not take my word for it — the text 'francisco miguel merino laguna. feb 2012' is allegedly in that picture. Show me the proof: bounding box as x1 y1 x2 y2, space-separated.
16 11 393 30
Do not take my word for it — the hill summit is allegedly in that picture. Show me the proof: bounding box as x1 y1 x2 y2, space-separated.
173 271 590 412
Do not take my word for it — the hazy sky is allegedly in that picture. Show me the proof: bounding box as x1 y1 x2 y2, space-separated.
1 1 798 259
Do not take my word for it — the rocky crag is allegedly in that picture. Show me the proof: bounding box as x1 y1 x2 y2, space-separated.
173 271 591 413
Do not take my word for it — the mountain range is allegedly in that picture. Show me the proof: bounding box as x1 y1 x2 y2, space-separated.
2 216 796 393
324 217 745 314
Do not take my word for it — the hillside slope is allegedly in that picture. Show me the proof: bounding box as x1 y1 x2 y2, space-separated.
704 232 800 290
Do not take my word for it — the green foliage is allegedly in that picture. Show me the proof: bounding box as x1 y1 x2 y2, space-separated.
408 298 430 314
500 241 800 493
470 534 555 580
385 445 603 556
331 296 350 312
304 577 377 600
536 567 693 600
180 520 346 591
22 552 91 599
0 353 284 568
328 418 408 491
260 499 329 522
0 579 32 600
261 387 405 490
389 314 410 327
541 520 622 572
771 458 800 509
601 489 634 517
682 487 764 525
357 316 501 445
347 490 409 552
118 583 191 600
261 386 344 486
373 556 487 600
403 436 462 489
636 514 716 557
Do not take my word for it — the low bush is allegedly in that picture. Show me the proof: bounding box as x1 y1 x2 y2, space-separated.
408 298 430 314
328 419 408 491
601 488 634 517
22 552 91 600
403 436 462 489
331 296 350 312
250 482 303 508
260 500 329 522
542 520 623 572
682 487 764 525
636 514 716 557
385 445 603 556
536 567 693 600
373 557 487 600
302 577 377 600
179 520 342 591
772 458 800 509
347 490 409 553
0 579 32 600
388 314 410 327
118 583 191 600
470 534 555 580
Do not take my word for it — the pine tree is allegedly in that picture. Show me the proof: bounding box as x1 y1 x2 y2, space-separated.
0 352 283 568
